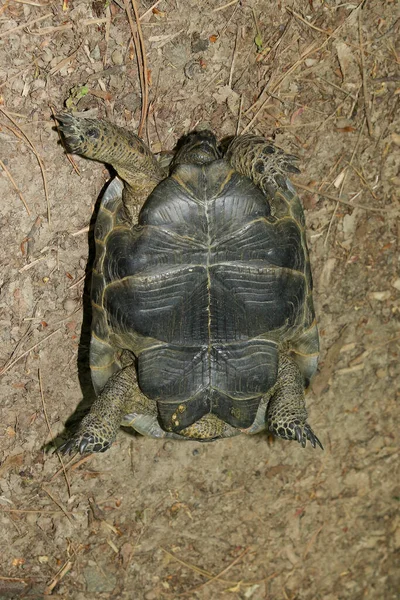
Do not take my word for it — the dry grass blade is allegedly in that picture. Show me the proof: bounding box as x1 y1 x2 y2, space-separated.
41 486 72 522
0 12 52 38
124 0 149 137
161 546 269 589
173 548 251 596
212 0 239 12
0 508 76 514
49 454 93 482
49 46 80 76
295 183 396 214
358 9 374 137
246 2 364 127
0 65 31 90
0 158 31 215
0 107 50 225
139 0 162 20
0 328 62 377
39 368 71 497
303 525 324 559
9 0 46 4
43 559 73 595
241 98 272 134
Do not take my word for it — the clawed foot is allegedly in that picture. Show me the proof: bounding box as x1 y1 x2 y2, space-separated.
58 417 115 455
58 433 112 455
268 420 323 450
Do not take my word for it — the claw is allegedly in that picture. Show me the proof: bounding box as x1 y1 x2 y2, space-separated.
314 434 324 451
79 436 93 455
57 439 78 456
294 426 302 444
304 424 323 450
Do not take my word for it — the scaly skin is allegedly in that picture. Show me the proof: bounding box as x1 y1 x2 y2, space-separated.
56 113 164 220
60 365 156 454
56 115 321 454
60 365 239 453
59 353 321 453
266 353 322 449
225 134 300 199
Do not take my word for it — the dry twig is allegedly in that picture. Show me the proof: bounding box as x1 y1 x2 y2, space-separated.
296 183 391 214
39 368 71 496
0 328 62 377
212 0 239 12
358 9 374 136
0 107 50 224
0 158 31 215
43 560 73 596
0 12 52 38
174 548 251 596
124 0 149 137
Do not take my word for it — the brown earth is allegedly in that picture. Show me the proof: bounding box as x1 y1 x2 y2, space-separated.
0 1 399 599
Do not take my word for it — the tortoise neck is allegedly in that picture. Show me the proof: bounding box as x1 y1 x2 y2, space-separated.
121 175 160 222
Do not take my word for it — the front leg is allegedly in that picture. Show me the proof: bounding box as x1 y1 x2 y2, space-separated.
59 365 156 454
224 134 300 198
56 113 164 217
267 353 322 449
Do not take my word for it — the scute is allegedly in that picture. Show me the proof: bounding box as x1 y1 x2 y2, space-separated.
94 156 315 433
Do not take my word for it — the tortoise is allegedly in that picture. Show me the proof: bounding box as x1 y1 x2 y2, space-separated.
56 113 321 454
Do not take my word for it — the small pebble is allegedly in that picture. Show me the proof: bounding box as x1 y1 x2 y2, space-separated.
305 58 318 67
63 298 77 313
368 291 391 301
191 33 209 54
111 48 124 66
391 278 400 291
91 44 101 61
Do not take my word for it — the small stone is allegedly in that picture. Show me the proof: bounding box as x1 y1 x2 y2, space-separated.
91 44 101 61
191 32 209 54
368 291 391 301
111 48 124 66
63 298 77 313
376 368 387 379
336 117 353 129
391 278 400 291
391 133 400 147
305 58 318 67
83 567 116 593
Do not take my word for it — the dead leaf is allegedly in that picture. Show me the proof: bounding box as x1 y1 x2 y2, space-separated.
335 41 361 88
0 453 24 478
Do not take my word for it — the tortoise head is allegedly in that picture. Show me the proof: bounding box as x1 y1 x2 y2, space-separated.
172 130 220 166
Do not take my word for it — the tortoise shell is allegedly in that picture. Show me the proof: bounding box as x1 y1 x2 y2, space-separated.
90 157 317 435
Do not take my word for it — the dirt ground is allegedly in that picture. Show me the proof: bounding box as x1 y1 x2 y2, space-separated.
0 0 399 598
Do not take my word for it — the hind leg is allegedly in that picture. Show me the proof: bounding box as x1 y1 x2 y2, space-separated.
267 353 322 449
60 364 157 454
